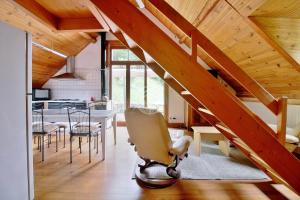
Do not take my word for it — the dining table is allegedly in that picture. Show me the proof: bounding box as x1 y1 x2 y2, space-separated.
33 109 117 161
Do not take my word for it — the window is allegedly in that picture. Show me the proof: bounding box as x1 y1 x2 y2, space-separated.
107 42 166 122
112 49 139 61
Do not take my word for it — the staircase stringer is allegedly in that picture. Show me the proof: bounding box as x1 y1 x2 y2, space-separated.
89 0 300 193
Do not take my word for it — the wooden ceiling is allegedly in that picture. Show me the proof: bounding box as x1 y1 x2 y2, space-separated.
0 0 100 88
251 0 300 64
0 0 300 98
153 0 300 99
35 0 93 18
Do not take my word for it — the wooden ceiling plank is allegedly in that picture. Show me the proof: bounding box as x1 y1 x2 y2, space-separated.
148 0 278 115
78 32 97 43
58 17 105 32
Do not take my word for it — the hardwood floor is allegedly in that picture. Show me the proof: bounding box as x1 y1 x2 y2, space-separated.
33 128 299 200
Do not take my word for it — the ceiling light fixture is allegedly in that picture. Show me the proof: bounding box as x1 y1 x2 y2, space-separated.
32 42 67 58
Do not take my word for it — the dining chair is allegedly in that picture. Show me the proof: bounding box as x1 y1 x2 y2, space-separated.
67 107 101 163
32 109 59 161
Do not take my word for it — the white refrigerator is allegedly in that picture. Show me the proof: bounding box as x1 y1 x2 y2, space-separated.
0 22 34 200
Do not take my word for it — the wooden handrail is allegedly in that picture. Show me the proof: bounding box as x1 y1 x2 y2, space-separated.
148 0 278 115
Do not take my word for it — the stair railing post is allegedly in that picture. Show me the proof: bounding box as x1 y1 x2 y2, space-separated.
191 30 198 62
277 96 288 144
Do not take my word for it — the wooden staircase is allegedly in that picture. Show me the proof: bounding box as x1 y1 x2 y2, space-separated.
87 0 300 194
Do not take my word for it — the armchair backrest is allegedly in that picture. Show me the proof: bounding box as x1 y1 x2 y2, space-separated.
125 108 173 165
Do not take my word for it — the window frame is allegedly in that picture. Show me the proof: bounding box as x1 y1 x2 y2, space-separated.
106 40 167 122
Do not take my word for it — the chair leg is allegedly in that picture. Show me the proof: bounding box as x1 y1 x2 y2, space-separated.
56 131 58 152
39 136 41 152
96 135 99 154
78 137 80 148
48 134 50 148
63 128 66 148
89 135 91 163
34 136 36 144
37 136 40 150
42 135 45 162
50 134 52 144
59 128 61 142
79 137 82 154
94 136 96 149
70 135 72 163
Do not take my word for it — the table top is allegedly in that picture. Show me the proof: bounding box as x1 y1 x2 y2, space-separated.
191 126 221 134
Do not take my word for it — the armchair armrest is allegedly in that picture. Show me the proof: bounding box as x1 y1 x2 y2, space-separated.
170 135 193 156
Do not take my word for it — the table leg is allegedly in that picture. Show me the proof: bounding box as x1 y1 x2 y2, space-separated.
113 114 117 145
194 132 201 156
219 139 230 156
101 119 106 161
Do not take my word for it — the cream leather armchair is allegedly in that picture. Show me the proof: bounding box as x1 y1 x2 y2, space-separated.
125 108 192 179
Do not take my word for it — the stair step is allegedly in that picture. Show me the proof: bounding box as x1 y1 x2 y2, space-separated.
215 123 237 138
197 108 220 125
164 72 172 79
198 108 214 116
181 90 191 95
143 51 155 63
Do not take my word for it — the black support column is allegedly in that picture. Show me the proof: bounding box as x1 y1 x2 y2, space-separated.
100 32 107 98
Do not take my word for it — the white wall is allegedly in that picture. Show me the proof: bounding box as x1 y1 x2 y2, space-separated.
0 22 30 200
244 101 300 128
43 37 102 101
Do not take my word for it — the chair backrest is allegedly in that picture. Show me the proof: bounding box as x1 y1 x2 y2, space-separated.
125 108 173 165
67 107 91 135
32 109 44 133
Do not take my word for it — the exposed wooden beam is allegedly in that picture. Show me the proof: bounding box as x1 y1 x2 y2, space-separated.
148 0 278 115
14 0 58 30
85 0 110 31
58 17 105 32
15 0 106 33
91 0 300 193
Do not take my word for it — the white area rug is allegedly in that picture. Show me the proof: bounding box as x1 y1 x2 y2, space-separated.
133 135 269 180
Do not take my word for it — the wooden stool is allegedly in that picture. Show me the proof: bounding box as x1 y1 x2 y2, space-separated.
192 126 230 156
